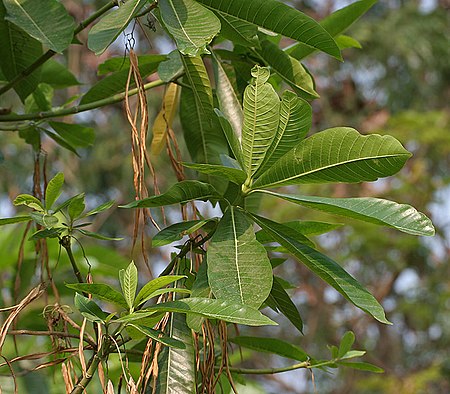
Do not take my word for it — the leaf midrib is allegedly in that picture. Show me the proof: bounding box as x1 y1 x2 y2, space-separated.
230 208 245 303
167 0 197 47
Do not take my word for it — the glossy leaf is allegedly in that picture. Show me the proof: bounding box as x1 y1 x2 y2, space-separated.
145 298 277 326
121 181 220 208
88 0 148 55
13 194 43 211
182 162 247 185
257 40 318 99
66 283 128 309
74 293 108 323
152 220 215 247
257 90 312 174
249 213 390 324
0 216 31 226
45 173 64 210
215 109 244 168
119 262 138 310
196 0 341 59
260 191 435 236
4 0 74 53
134 275 186 308
253 127 412 189
207 207 273 308
158 0 220 56
48 122 95 148
0 2 41 101
231 336 308 361
241 66 280 178
151 83 180 155
128 324 186 349
215 12 259 47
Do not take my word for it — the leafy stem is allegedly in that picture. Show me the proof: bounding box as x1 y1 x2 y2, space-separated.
60 236 84 285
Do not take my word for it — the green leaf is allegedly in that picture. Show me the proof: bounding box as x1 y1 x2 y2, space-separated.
249 213 391 324
256 219 315 248
40 60 80 88
88 0 148 55
45 172 64 210
335 34 362 50
253 128 412 189
338 361 384 373
66 283 128 309
196 0 341 59
338 331 355 358
230 336 308 361
42 129 79 155
183 162 247 185
242 66 280 178
13 194 43 211
214 109 244 169
119 262 138 310
157 50 183 82
128 324 186 349
152 220 215 247
24 83 53 112
267 276 303 333
67 195 85 221
215 12 259 47
145 298 277 326
79 55 165 105
186 262 210 331
134 275 186 308
29 212 59 228
29 227 64 241
121 181 220 208
98 54 166 75
0 216 31 226
83 201 115 217
339 350 366 360
179 55 228 166
48 122 95 148
257 91 312 175
259 191 435 236
257 40 319 99
77 229 123 241
74 293 108 323
287 0 377 60
207 207 273 308
0 2 42 101
212 52 243 141
4 0 75 53
158 0 220 56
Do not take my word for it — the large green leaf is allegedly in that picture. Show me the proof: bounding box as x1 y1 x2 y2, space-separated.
40 60 80 88
287 0 377 60
258 191 435 236
179 55 228 165
186 262 210 331
48 122 95 148
79 55 165 105
0 2 42 101
257 90 311 175
196 0 341 59
134 275 186 308
66 283 128 309
253 128 411 189
207 207 273 308
119 261 138 310
45 172 64 211
4 0 74 53
0 216 31 226
249 213 390 324
74 293 109 323
145 298 277 326
152 220 215 247
128 324 186 349
183 162 247 185
241 66 280 179
215 109 244 169
257 40 318 99
121 181 220 208
159 0 220 56
88 0 149 55
230 336 308 361
215 12 259 48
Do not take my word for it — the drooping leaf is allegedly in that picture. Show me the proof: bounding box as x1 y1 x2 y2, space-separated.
253 128 412 189
182 162 247 185
267 276 303 333
145 298 277 326
215 109 244 168
28 227 64 240
121 181 220 208
179 55 228 165
128 324 186 349
230 336 308 361
66 283 128 309
257 90 312 175
119 262 138 310
151 83 180 155
0 2 42 101
241 66 280 179
43 129 79 155
259 191 435 236
152 220 215 247
196 0 341 59
45 172 64 210
287 0 377 60
256 218 315 248
249 213 390 324
68 194 85 221
158 0 220 56
79 55 165 105
83 201 115 217
257 40 318 99
13 194 43 211
48 121 95 148
74 293 109 323
134 275 186 308
4 0 75 53
77 229 123 241
207 207 273 308
40 60 80 88
215 12 259 47
0 215 31 226
98 54 166 75
88 0 149 55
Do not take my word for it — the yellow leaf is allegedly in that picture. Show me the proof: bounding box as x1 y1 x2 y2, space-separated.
151 83 180 155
